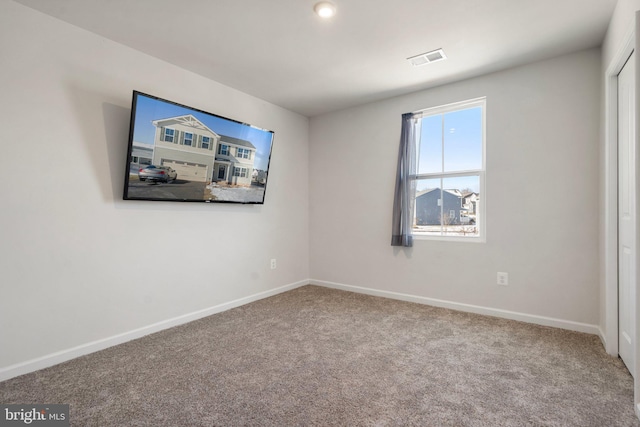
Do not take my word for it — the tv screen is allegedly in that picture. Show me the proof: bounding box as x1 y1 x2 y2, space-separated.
123 91 274 204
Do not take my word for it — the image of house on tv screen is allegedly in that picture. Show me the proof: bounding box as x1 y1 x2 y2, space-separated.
126 93 274 204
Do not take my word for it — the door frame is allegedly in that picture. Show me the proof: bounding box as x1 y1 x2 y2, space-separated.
604 17 639 416
217 164 227 180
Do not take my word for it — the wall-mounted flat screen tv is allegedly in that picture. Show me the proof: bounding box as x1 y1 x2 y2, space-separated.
123 91 274 204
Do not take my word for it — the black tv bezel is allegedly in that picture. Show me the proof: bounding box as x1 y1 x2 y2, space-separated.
123 90 274 205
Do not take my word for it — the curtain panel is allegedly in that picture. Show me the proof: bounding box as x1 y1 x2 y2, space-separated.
391 112 420 247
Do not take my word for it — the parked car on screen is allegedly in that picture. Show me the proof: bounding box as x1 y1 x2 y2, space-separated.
138 165 177 183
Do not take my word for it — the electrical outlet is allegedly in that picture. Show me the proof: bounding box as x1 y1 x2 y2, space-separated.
497 272 509 286
270 259 277 270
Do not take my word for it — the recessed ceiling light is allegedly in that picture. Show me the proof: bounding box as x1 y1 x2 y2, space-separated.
314 1 336 18
407 48 447 67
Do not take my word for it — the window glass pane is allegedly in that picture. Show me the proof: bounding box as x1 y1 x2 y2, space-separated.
414 176 480 237
443 175 480 194
443 106 482 172
414 178 442 235
441 176 480 237
417 115 442 174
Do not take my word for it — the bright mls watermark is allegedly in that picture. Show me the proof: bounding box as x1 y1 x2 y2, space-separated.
0 405 69 426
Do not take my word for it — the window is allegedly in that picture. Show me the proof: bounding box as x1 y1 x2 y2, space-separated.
183 132 193 146
218 144 229 155
201 136 211 150
163 128 175 143
413 98 485 240
237 148 251 159
233 167 248 178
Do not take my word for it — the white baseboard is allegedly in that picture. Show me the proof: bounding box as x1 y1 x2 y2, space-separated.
1 278 601 382
312 279 600 335
597 327 609 352
0 280 309 382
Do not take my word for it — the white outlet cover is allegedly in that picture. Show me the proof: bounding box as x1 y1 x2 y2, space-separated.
497 272 508 285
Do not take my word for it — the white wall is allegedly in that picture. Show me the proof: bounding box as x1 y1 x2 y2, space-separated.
0 2 309 373
309 49 601 327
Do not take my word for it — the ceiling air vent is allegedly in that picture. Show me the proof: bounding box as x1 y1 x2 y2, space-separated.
407 48 447 67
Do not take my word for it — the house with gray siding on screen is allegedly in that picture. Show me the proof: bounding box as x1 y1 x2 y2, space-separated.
213 135 256 186
129 141 153 169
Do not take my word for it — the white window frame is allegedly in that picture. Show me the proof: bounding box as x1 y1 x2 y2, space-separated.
413 97 486 243
219 144 229 156
201 136 210 150
237 147 250 159
184 132 193 146
233 167 248 178
163 128 175 143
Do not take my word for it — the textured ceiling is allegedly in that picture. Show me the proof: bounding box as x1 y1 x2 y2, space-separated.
15 0 617 117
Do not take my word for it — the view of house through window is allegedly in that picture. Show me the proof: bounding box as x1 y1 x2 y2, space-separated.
413 98 485 238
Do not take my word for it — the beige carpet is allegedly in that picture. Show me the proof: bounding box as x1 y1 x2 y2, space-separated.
0 285 638 426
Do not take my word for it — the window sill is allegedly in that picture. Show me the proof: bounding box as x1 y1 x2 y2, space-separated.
412 233 486 243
